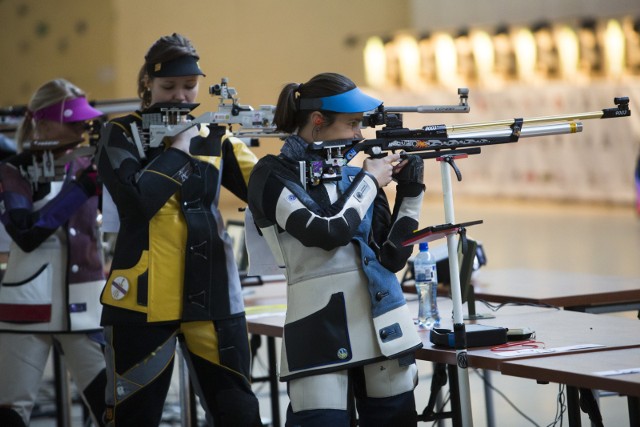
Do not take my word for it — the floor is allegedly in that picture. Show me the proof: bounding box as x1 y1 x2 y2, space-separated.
30 195 640 426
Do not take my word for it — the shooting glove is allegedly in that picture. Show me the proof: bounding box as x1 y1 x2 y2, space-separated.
76 165 102 197
393 154 424 185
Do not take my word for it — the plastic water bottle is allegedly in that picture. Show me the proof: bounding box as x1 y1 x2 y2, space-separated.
414 242 440 328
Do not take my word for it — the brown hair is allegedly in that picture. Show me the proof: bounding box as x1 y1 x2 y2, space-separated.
136 33 200 108
273 72 357 133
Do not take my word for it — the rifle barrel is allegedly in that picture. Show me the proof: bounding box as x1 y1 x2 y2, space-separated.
386 105 471 113
233 130 288 139
449 122 583 139
447 111 604 133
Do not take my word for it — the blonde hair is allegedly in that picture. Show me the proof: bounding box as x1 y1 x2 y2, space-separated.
15 79 86 151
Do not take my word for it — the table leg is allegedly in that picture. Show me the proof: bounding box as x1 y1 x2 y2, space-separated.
628 396 639 426
567 386 582 427
578 388 603 427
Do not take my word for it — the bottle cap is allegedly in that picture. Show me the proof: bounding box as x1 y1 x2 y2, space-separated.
419 242 429 251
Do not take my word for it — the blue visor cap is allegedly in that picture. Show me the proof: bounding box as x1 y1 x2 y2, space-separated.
299 88 382 113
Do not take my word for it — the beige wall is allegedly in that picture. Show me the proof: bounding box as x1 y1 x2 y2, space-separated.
2 0 410 110
109 0 409 133
0 0 117 103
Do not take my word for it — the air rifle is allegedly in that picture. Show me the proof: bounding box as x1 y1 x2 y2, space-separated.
132 78 285 157
307 96 630 183
18 120 104 187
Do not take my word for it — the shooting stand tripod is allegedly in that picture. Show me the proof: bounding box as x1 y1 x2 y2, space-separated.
406 150 483 426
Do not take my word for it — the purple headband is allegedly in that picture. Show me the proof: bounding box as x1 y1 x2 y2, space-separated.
32 97 103 123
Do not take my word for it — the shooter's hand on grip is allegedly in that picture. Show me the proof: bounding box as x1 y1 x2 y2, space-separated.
364 153 400 188
170 123 200 154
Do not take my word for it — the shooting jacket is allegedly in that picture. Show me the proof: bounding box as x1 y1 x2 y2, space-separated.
247 135 424 380
96 112 256 324
0 152 104 332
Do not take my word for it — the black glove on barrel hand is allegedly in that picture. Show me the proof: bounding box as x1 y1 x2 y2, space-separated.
392 154 424 185
76 164 102 197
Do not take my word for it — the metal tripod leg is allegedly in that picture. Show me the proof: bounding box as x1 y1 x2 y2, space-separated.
440 154 474 426
178 346 198 427
53 345 71 427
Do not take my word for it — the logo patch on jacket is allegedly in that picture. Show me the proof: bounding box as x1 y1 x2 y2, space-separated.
354 181 370 202
173 163 194 183
111 276 130 300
